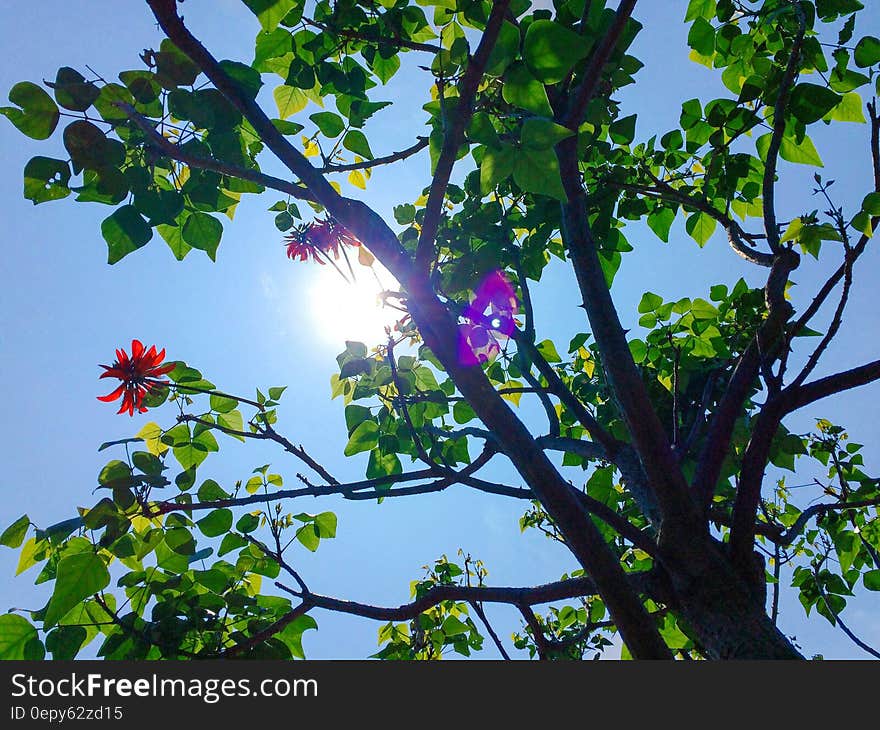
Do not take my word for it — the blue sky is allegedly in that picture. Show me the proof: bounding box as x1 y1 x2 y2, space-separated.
1 1 878 659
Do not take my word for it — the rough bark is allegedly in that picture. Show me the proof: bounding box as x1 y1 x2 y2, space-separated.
663 540 803 659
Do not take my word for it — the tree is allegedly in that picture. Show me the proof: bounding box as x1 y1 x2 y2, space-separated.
1 0 879 661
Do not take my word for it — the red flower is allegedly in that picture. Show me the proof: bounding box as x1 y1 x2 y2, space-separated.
97 339 175 416
285 216 361 263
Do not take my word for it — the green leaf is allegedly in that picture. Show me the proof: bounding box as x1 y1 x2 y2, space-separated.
522 20 589 84
199 479 230 501
219 532 247 556
182 211 223 260
369 52 401 84
520 117 574 149
502 63 552 117
274 84 308 118
0 81 60 140
1 515 30 548
310 111 345 137
23 156 71 204
861 192 880 215
854 36 880 68
366 449 402 479
16 537 43 575
99 459 133 488
343 130 373 159
255 29 294 70
237 513 260 534
102 206 153 264
344 420 380 456
394 204 416 224
512 147 566 201
0 615 42 660
242 0 298 32
790 83 842 124
217 409 245 438
826 91 866 123
277 614 317 659
638 292 664 313
46 625 86 660
685 0 715 22
756 133 823 167
480 145 516 194
210 394 239 413
680 98 703 129
246 475 263 494
165 527 196 555
486 21 520 77
609 114 637 145
218 60 263 99
661 129 683 150
685 211 717 246
49 67 100 111
296 524 320 552
43 552 110 628
196 509 233 538
173 439 209 472
157 223 191 261
63 120 119 172
864 570 880 591
344 404 372 434
134 189 184 226
315 512 337 538
647 207 675 242
687 17 715 57
441 615 469 636
155 39 200 87
536 339 561 363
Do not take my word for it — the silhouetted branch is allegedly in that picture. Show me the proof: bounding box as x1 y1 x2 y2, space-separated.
415 0 511 270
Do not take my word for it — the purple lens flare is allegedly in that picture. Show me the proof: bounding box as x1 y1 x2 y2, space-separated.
457 270 519 366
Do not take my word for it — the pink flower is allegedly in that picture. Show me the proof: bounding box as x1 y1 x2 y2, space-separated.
285 216 360 263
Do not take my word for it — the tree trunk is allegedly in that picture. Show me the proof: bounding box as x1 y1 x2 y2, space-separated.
664 541 804 659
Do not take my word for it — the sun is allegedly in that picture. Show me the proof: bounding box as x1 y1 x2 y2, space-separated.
308 262 403 346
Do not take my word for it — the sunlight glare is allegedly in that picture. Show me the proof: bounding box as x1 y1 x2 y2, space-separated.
308 262 402 346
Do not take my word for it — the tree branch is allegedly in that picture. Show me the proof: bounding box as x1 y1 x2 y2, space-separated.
469 601 511 660
178 414 340 487
150 449 510 516
693 249 799 512
319 136 428 174
118 102 315 202
223 600 313 658
274 571 660 623
414 0 511 271
815 576 880 659
556 143 698 548
562 0 638 129
149 0 669 658
146 0 414 277
772 498 880 547
783 359 880 412
612 178 774 266
518 604 551 659
789 245 854 389
513 331 619 454
729 398 786 570
762 7 806 251
302 16 442 55
537 435 660 536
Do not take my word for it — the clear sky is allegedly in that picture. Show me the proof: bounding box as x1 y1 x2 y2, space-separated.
1 1 878 659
